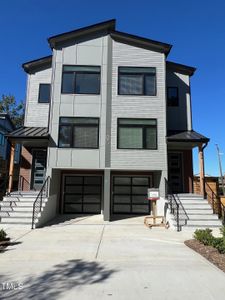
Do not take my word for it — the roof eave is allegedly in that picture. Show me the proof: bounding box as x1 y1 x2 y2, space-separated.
110 30 172 56
166 61 196 76
48 19 116 49
22 55 52 74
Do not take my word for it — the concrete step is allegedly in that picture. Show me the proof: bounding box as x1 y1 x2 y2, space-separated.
177 193 203 198
0 211 33 218
0 215 40 223
179 214 219 220
0 206 34 212
181 203 211 210
186 220 222 226
178 199 207 205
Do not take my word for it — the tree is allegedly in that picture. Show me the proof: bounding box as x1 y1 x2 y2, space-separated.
0 95 25 128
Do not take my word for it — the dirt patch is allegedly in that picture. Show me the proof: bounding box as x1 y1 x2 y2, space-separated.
185 239 225 273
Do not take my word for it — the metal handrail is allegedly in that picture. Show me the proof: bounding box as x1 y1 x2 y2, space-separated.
205 181 221 217
31 176 50 229
165 178 189 231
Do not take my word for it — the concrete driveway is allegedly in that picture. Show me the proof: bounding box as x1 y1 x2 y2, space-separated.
1 215 225 300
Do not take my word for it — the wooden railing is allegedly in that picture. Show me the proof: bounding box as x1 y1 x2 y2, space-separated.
205 182 221 218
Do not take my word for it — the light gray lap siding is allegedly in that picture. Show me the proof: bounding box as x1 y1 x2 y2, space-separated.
110 41 167 170
24 67 52 127
166 70 191 131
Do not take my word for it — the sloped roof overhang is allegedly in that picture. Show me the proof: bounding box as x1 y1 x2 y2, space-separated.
167 130 209 149
22 55 52 74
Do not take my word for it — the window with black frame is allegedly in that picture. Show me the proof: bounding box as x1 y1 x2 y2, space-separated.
118 67 156 96
38 84 51 103
118 119 157 150
61 65 101 94
58 117 99 148
167 87 179 106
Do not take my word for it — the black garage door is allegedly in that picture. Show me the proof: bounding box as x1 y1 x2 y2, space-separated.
112 176 151 214
63 175 102 213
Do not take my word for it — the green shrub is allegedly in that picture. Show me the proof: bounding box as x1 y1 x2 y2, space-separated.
194 228 214 246
220 226 225 238
194 227 225 254
0 229 7 241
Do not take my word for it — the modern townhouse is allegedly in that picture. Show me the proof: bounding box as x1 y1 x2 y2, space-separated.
1 19 217 229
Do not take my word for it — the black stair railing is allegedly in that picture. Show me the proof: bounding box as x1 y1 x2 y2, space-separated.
165 178 189 231
31 176 50 229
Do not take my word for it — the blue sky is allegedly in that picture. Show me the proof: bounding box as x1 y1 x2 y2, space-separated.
0 0 225 176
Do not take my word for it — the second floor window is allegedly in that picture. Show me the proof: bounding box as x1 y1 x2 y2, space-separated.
118 67 156 96
38 84 51 103
117 118 157 150
58 117 99 149
61 65 101 94
167 87 179 106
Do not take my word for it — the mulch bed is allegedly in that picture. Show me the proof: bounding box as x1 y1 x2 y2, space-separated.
185 239 225 273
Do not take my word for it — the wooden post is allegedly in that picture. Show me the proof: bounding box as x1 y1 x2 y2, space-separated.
8 142 15 193
198 145 205 197
152 200 157 224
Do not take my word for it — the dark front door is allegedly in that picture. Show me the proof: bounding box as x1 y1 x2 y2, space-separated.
112 176 151 214
31 149 47 190
63 175 102 213
168 152 183 193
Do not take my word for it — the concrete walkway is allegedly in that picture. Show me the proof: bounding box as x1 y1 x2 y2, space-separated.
1 215 225 300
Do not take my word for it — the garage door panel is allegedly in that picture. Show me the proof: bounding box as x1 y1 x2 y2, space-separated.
66 176 83 185
132 177 149 185
132 195 149 204
114 186 130 194
113 204 131 213
113 195 131 204
63 175 102 214
64 204 82 213
84 176 101 185
83 204 101 213
83 194 101 203
65 185 83 193
112 176 151 214
132 205 149 213
64 194 83 203
132 186 148 194
114 177 131 185
83 185 101 194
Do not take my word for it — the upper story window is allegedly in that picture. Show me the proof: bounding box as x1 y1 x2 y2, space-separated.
117 118 157 150
167 87 179 106
38 84 51 103
58 117 99 149
118 67 156 96
61 65 101 95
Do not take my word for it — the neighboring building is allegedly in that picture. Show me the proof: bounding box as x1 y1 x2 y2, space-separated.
0 113 20 194
5 19 210 225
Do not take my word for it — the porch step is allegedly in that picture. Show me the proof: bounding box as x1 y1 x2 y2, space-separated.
0 192 47 227
169 193 222 230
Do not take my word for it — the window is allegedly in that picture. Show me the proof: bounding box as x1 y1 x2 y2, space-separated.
118 67 156 96
61 65 101 94
167 87 179 106
117 119 157 150
58 117 99 148
38 84 51 103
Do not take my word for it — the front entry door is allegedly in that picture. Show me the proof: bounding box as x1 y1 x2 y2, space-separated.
31 149 47 190
168 152 183 193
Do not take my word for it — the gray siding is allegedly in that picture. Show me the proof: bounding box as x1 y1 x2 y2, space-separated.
110 40 167 171
24 67 52 127
166 70 192 131
48 36 110 169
